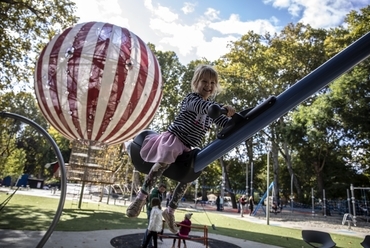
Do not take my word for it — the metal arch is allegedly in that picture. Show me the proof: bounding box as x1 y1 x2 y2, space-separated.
0 112 66 248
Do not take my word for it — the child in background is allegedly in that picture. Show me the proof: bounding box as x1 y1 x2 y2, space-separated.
141 197 163 248
239 195 247 217
248 195 254 216
127 64 235 233
172 213 193 248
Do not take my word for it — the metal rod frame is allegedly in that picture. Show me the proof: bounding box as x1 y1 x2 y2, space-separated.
0 112 66 248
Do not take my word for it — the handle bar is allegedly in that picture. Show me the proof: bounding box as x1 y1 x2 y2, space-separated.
208 105 228 119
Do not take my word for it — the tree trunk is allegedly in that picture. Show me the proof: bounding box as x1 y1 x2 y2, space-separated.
220 157 238 209
279 118 302 199
272 140 279 204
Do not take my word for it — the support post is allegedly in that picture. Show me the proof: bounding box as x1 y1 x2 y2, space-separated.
246 161 249 200
323 189 326 217
350 184 357 226
250 162 254 197
290 174 294 213
311 188 315 217
266 143 271 225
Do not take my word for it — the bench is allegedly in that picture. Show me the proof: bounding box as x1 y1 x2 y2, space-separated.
159 222 208 248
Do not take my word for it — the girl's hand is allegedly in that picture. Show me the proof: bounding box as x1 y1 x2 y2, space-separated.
223 105 236 117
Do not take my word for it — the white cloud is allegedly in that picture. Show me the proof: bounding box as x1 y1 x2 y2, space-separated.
150 19 206 56
298 0 352 28
143 1 280 61
263 0 291 8
209 14 278 35
205 8 220 21
144 0 178 22
196 35 239 61
72 0 289 64
74 0 129 28
143 0 206 56
182 2 196 14
264 0 366 28
270 16 280 26
73 0 368 65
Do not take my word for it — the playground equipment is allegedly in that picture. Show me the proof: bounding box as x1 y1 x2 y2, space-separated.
342 213 355 229
252 182 274 216
349 184 370 224
301 230 336 248
339 184 369 229
34 22 163 209
0 112 66 248
130 32 370 184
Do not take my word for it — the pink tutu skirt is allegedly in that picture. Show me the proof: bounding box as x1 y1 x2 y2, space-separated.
140 131 191 164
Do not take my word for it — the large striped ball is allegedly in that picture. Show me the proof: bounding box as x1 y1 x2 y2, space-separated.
34 22 162 145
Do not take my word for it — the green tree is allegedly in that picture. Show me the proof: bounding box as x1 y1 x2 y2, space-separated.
48 126 71 164
325 5 370 175
147 43 186 132
0 0 78 90
0 92 59 178
217 23 328 201
0 147 26 179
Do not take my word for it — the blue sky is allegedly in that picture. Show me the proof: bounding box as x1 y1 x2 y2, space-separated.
73 0 369 65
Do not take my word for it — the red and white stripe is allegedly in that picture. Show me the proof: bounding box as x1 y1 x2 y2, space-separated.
35 22 162 145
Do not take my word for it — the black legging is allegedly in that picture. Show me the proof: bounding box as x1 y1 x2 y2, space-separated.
142 230 158 248
142 163 191 212
173 234 186 246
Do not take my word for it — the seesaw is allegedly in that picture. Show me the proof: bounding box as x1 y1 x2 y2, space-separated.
129 31 370 183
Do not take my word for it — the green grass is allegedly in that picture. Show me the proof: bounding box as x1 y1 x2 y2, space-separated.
0 194 364 248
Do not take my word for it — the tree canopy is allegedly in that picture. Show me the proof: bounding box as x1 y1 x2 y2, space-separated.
0 0 78 91
0 2 369 204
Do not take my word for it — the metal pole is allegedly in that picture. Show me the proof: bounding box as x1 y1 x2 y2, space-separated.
246 161 249 200
250 162 254 197
323 189 326 217
130 169 136 202
290 174 294 213
221 162 225 206
266 145 271 225
78 141 92 209
350 184 357 225
194 179 198 209
347 189 351 214
311 188 315 217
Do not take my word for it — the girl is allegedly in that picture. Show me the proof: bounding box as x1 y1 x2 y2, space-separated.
248 195 254 216
127 64 235 233
239 195 247 217
141 197 163 248
172 213 193 248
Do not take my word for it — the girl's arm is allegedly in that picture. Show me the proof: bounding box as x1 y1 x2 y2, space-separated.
185 94 216 115
185 93 234 128
213 114 229 128
147 210 156 231
213 105 235 127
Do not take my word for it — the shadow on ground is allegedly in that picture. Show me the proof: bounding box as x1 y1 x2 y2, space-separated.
110 233 242 248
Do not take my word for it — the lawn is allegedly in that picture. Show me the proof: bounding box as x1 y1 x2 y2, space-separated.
0 193 364 248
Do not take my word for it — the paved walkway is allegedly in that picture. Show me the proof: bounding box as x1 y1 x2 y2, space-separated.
191 202 367 239
0 229 281 248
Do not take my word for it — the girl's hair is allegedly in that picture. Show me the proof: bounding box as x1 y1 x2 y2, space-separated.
151 197 161 209
190 64 222 97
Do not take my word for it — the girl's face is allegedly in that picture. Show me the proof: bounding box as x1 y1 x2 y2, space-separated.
195 74 216 100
